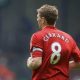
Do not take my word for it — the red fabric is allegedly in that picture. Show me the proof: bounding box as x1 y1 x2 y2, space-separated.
32 51 42 57
0 65 16 80
30 26 80 80
46 72 69 80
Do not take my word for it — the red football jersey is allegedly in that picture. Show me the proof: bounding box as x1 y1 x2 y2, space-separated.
30 26 80 80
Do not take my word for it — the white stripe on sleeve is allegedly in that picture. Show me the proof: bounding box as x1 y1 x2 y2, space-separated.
32 47 43 52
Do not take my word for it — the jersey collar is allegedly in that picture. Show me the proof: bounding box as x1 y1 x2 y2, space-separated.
42 25 56 30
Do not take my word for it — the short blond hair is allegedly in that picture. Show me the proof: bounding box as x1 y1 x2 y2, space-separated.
37 4 58 25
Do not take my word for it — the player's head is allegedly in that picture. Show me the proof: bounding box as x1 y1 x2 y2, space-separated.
37 4 58 29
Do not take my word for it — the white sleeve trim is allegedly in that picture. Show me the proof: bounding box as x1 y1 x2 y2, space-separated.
32 47 43 52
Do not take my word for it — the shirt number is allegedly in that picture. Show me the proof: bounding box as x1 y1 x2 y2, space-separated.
50 42 61 64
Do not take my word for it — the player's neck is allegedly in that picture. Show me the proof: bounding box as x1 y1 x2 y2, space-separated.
42 24 55 29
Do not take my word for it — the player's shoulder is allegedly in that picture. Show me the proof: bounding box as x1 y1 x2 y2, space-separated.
32 30 43 37
31 30 43 39
57 29 74 40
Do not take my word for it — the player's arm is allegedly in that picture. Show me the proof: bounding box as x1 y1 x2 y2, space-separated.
69 39 80 70
69 60 80 70
27 34 43 70
27 56 42 70
27 47 43 70
69 60 77 70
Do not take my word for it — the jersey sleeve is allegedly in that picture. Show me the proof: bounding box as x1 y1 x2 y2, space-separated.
71 40 80 62
30 33 43 57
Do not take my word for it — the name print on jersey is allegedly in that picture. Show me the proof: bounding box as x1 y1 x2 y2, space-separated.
43 33 69 43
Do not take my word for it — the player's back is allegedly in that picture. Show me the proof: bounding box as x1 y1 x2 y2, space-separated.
32 26 77 80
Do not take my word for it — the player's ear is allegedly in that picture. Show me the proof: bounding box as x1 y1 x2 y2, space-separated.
41 17 45 24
